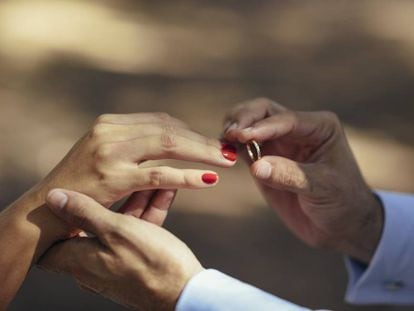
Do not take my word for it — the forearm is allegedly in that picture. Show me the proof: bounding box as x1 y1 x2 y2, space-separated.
0 186 67 309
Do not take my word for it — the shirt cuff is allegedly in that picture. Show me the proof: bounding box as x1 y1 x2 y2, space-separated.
345 191 414 305
176 269 309 311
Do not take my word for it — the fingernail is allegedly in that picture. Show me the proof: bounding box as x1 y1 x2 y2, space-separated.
243 127 253 133
255 161 272 179
47 190 68 210
221 143 237 161
202 173 219 184
225 122 238 133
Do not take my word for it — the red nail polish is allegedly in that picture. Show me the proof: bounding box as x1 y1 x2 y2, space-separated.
202 173 218 184
221 143 237 162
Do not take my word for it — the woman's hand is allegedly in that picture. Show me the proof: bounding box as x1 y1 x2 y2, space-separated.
223 98 382 263
39 189 203 311
32 112 237 237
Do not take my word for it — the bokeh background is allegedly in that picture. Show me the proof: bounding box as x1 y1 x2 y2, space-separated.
1 0 414 310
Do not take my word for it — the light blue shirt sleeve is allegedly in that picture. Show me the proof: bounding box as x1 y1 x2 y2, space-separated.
176 269 310 311
345 191 414 305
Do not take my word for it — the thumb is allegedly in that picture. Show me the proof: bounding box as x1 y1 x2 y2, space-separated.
251 156 313 193
46 189 114 237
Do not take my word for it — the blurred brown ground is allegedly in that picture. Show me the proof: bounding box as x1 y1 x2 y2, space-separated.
1 1 414 310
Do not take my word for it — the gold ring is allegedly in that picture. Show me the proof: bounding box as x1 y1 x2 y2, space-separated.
246 140 261 162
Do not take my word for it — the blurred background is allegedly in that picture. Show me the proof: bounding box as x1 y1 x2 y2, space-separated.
1 0 414 310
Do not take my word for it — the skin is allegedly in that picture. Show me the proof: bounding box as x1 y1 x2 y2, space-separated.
223 98 383 263
4 102 384 310
0 113 236 309
40 189 202 311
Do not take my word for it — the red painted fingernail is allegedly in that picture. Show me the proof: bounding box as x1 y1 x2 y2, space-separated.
202 173 218 184
221 143 237 162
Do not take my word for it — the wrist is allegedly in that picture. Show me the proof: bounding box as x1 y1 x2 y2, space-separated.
337 192 384 264
9 186 72 252
0 187 71 307
164 263 204 311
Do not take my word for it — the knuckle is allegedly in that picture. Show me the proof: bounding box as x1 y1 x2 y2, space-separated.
95 114 114 124
155 112 172 123
147 168 164 187
156 112 187 128
253 97 284 113
90 123 109 141
160 126 178 152
283 111 299 132
178 173 190 188
231 104 243 115
94 142 115 162
254 97 274 108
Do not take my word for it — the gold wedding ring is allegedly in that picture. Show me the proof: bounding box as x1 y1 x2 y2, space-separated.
246 140 261 162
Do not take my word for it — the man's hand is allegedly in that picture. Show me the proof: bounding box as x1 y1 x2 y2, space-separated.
39 189 203 311
223 98 383 263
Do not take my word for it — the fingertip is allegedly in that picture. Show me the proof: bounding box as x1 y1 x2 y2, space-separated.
251 159 272 180
221 143 238 163
47 189 69 211
201 172 219 185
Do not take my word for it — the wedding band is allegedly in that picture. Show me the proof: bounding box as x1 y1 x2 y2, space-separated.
246 140 261 162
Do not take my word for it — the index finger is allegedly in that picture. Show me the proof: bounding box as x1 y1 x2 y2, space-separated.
223 98 287 136
232 111 341 144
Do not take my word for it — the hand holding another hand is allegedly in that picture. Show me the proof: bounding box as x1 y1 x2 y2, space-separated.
40 189 201 311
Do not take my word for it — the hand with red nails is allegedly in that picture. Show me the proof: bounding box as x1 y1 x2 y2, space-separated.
36 112 236 236
39 189 203 311
223 98 383 263
0 112 236 308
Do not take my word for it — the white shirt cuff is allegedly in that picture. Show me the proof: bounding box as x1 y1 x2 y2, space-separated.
176 269 310 311
345 191 414 304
